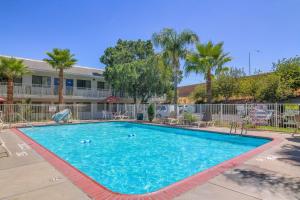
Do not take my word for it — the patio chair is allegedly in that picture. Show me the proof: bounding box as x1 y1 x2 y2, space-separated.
119 111 129 120
0 143 9 158
193 120 215 128
192 114 215 128
166 118 180 126
292 115 300 137
0 111 9 131
164 111 185 126
101 110 113 120
113 111 129 120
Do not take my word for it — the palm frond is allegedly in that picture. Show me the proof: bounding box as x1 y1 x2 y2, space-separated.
0 57 29 79
43 48 77 70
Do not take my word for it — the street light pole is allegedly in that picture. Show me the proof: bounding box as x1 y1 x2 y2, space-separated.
248 50 260 75
248 52 251 75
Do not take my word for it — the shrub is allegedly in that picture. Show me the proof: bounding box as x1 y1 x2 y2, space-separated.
147 104 155 122
256 74 293 102
183 112 197 123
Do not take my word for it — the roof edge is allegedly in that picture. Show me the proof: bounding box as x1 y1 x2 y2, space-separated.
0 54 104 71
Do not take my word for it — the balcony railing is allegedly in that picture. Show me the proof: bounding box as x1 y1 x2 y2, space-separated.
0 83 111 99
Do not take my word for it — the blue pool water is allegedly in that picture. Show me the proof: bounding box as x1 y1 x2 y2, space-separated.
19 122 270 194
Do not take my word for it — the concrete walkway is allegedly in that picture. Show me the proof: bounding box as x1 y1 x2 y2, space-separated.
0 130 90 200
175 127 300 200
0 126 299 200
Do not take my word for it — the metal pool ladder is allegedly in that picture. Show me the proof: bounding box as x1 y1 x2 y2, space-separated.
229 118 248 135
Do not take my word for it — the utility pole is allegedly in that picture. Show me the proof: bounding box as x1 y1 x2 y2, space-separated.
248 52 251 75
248 50 260 75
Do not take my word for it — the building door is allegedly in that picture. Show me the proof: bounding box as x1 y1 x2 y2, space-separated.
65 79 73 95
54 78 59 95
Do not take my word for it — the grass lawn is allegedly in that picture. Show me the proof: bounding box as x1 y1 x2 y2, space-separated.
216 122 298 134
254 126 297 134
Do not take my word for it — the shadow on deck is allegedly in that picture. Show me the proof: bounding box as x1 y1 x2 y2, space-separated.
224 168 300 199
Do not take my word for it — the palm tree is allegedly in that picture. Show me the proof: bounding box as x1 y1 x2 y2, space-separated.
43 48 77 104
152 28 198 115
0 57 29 104
185 41 232 103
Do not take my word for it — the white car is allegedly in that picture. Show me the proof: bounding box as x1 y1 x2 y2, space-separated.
156 105 176 118
179 105 195 113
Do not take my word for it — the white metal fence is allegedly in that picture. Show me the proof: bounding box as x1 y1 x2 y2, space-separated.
0 103 299 129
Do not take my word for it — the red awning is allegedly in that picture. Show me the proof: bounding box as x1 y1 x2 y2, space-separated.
105 96 119 103
0 97 6 103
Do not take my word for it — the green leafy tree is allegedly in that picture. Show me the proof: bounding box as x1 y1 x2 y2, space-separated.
152 28 198 115
185 41 231 103
273 56 300 90
43 48 77 104
100 39 154 68
191 83 218 103
101 39 172 103
138 55 173 102
0 57 29 104
239 76 261 102
256 74 293 102
215 68 245 102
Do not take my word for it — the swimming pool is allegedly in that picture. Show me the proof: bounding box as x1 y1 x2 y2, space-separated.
19 122 270 195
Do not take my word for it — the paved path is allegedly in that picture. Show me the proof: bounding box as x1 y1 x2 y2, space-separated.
0 130 90 200
0 126 299 200
175 127 300 200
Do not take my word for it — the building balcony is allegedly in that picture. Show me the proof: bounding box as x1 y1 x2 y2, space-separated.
0 83 111 100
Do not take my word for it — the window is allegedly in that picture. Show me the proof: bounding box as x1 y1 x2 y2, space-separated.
97 81 105 90
14 77 22 85
77 80 91 89
66 79 74 87
79 103 91 112
97 103 105 111
0 77 22 85
32 75 51 87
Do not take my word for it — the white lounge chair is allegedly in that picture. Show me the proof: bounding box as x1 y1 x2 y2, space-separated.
193 120 215 128
0 111 9 131
101 110 113 120
192 115 215 128
293 115 300 137
113 111 129 120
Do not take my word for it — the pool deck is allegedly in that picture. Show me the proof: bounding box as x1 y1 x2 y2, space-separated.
0 122 299 200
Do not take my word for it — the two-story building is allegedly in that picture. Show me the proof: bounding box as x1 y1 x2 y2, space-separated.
0 56 111 103
0 55 114 115
0 55 167 119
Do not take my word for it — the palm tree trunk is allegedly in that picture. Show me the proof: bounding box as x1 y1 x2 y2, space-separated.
174 71 178 103
204 70 212 121
173 58 179 118
58 69 64 104
7 78 14 104
206 70 212 103
133 88 140 120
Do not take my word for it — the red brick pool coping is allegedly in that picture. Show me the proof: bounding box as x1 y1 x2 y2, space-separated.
12 127 282 200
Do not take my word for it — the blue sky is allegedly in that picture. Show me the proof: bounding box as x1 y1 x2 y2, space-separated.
0 0 299 86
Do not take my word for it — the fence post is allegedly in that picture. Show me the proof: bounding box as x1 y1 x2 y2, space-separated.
275 103 278 127
220 103 223 125
154 103 156 121
134 104 137 120
76 104 79 120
